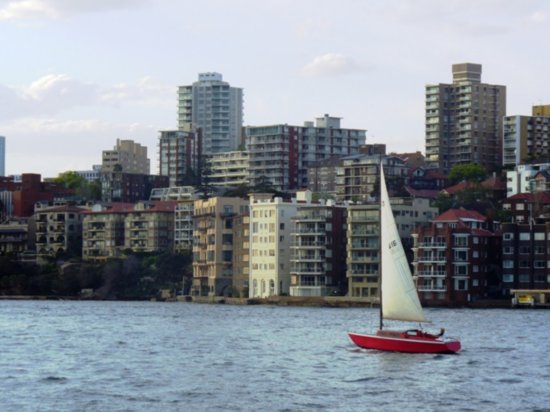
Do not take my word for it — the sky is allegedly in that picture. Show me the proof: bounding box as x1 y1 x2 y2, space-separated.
0 0 549 178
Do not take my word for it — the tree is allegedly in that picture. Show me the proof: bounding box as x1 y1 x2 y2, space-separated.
53 171 101 201
448 164 487 184
196 157 214 199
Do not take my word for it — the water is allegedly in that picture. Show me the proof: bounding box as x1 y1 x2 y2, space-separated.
1 301 549 411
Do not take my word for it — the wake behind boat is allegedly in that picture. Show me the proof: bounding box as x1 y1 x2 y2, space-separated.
348 165 461 354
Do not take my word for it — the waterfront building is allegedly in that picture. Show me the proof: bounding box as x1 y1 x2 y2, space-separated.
246 115 365 192
209 150 249 187
0 219 29 256
346 203 380 300
412 209 501 306
35 205 87 256
82 201 177 259
335 155 408 202
82 203 132 260
249 193 297 298
425 63 506 173
123 201 177 253
503 105 550 167
192 197 249 296
102 139 150 174
501 221 550 296
178 72 243 155
289 191 347 296
0 135 5 177
158 127 202 187
232 211 250 298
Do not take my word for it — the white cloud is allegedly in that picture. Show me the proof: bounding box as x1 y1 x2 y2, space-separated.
0 74 173 120
0 0 57 20
302 53 364 77
100 76 174 107
530 10 549 23
0 0 148 20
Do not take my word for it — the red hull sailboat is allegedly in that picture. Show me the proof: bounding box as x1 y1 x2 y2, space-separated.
348 165 461 354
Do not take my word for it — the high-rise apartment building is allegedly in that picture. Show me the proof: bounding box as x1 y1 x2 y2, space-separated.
158 127 202 187
0 135 5 177
503 105 550 167
246 115 366 192
178 72 243 155
102 139 150 174
425 63 506 173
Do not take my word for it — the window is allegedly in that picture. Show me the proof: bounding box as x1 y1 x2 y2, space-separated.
503 246 514 254
516 203 525 211
503 260 514 268
502 274 514 283
455 279 467 290
454 265 467 276
503 233 514 241
534 232 545 241
519 233 530 241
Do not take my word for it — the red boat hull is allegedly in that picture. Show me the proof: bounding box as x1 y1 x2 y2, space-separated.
348 330 461 354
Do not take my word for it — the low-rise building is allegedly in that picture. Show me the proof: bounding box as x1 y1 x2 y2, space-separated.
0 219 29 256
82 203 133 260
412 209 501 305
501 221 550 296
124 201 177 253
35 205 86 256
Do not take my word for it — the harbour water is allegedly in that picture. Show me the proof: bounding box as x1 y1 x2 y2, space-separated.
1 301 549 411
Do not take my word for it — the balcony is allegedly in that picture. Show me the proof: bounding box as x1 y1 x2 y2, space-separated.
416 270 446 277
418 285 447 292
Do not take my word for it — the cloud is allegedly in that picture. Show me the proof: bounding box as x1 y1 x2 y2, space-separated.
0 0 148 20
302 53 364 77
100 76 174 107
530 10 549 23
0 74 173 120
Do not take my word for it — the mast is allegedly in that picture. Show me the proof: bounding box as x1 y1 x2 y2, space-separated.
379 161 383 330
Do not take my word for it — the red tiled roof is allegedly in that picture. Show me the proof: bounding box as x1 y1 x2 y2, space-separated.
436 208 487 222
506 192 550 203
36 206 87 213
405 187 440 199
444 176 506 195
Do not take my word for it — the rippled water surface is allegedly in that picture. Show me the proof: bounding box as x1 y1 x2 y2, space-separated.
1 301 550 411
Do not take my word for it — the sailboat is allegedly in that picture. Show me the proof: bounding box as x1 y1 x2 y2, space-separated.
348 165 461 354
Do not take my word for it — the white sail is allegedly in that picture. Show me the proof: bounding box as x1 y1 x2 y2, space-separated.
380 166 427 323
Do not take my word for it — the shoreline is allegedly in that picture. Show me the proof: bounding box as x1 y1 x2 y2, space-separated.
0 294 519 308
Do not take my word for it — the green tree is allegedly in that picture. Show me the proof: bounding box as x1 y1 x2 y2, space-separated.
54 171 101 201
448 164 487 184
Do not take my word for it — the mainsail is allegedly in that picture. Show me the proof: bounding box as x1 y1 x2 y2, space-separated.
380 166 426 323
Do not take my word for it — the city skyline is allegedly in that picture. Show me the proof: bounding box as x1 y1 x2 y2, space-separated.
1 0 549 177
